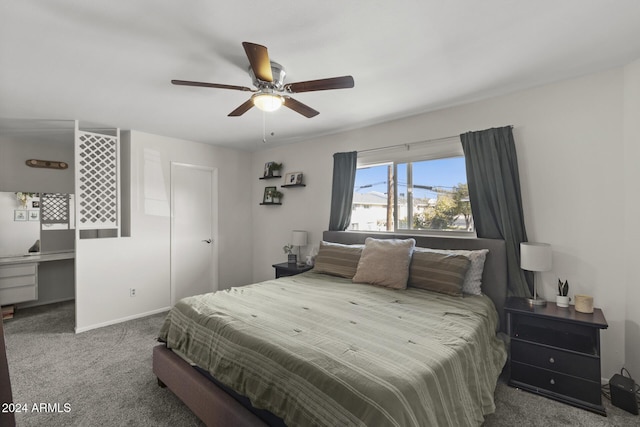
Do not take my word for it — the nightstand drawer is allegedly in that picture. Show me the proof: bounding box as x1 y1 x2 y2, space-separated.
511 340 600 382
276 270 297 278
511 362 601 405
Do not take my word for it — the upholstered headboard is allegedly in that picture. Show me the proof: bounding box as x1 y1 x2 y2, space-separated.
322 231 508 331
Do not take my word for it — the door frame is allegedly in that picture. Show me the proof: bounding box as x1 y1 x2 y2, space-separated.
170 162 219 306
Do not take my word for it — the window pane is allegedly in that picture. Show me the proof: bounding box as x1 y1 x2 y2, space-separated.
350 164 392 231
350 156 473 233
409 157 473 232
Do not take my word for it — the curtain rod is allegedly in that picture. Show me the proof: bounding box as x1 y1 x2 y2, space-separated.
357 125 514 155
358 134 458 155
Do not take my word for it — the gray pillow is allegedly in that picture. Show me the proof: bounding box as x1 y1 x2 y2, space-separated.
312 241 363 279
352 238 416 289
412 247 489 295
408 250 471 296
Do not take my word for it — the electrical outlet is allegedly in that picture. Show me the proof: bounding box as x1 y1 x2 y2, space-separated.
130 288 136 297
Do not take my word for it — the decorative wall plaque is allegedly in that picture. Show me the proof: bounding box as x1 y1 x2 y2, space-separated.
26 159 69 169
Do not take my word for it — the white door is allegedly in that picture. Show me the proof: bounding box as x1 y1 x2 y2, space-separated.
171 163 218 305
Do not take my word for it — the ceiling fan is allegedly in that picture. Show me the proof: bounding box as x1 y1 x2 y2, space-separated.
172 42 354 118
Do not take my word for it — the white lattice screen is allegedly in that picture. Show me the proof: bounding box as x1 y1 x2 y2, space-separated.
41 193 70 225
75 130 119 230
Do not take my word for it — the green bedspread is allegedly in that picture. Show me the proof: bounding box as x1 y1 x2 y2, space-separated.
158 271 507 427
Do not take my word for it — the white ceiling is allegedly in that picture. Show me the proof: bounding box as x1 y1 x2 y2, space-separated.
1 1 639 151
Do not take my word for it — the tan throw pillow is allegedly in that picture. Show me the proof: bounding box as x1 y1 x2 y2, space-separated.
312 241 363 279
352 238 416 289
408 250 471 296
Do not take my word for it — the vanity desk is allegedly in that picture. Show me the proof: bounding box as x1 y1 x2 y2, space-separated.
0 251 75 306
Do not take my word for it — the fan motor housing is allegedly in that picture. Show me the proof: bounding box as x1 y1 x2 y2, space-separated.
249 61 286 89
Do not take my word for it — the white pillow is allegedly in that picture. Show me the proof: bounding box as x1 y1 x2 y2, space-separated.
413 247 489 295
352 238 416 289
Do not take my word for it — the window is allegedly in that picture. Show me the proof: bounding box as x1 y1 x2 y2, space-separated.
349 141 473 234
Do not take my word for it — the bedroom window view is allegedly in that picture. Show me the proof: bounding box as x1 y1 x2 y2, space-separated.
349 156 473 233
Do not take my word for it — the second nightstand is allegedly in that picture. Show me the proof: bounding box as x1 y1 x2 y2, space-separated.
505 297 608 415
272 262 313 279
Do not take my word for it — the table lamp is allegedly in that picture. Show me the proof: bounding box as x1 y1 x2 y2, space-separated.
291 230 307 266
520 242 552 306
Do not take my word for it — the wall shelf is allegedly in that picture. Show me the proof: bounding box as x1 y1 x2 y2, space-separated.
259 202 282 206
259 176 282 180
281 184 306 188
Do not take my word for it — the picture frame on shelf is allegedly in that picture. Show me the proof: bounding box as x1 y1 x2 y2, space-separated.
263 162 282 178
263 186 277 203
14 210 27 221
263 162 274 177
284 172 303 185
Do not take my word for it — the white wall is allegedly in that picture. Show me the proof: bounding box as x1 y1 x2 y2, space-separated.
251 65 637 379
0 137 74 194
623 58 640 377
76 130 252 331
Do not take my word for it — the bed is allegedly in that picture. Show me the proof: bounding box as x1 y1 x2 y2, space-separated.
153 231 508 426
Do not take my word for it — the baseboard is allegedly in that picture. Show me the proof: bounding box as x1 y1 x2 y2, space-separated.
75 306 171 333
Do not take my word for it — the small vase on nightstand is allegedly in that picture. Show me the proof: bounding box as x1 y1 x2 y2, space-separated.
556 279 570 308
556 295 570 308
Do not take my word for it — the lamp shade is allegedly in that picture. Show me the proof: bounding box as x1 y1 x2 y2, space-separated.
291 230 307 247
252 93 284 112
520 242 552 272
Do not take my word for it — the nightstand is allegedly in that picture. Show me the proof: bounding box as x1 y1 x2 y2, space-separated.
272 262 313 279
505 297 608 415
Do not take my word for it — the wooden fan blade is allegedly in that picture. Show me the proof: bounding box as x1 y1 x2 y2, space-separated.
171 80 254 92
283 96 319 118
242 42 273 82
284 75 354 93
228 99 255 117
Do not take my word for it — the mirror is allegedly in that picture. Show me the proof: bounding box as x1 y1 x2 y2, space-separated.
0 191 74 257
0 192 41 257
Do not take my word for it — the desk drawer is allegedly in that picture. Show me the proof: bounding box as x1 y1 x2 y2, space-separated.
0 284 37 305
0 263 38 304
0 263 37 278
0 275 36 289
511 361 601 405
511 340 600 382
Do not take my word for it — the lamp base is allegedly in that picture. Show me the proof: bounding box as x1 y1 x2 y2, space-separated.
527 297 547 306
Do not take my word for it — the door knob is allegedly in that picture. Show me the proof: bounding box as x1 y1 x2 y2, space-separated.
202 239 212 244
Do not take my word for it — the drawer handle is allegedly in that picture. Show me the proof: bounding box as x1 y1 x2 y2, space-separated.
549 357 555 364
550 379 555 385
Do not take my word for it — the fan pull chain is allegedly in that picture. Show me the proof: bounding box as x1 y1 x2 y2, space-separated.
262 111 267 143
261 112 275 143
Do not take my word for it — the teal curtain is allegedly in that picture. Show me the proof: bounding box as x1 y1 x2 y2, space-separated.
460 127 532 297
329 151 357 231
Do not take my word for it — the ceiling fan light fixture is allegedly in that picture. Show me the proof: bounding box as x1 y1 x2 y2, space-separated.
172 42 354 118
252 93 284 112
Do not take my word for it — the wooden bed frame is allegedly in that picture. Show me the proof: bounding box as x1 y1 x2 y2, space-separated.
153 231 507 427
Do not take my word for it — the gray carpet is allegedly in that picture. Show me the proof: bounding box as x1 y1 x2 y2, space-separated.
4 302 202 427
3 301 639 426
